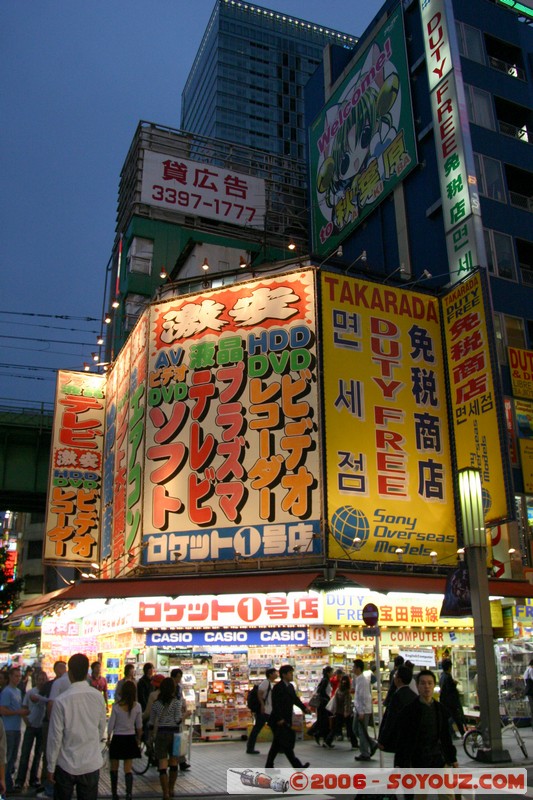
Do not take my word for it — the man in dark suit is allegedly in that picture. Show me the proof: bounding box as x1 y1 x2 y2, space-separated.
265 664 310 769
378 665 417 763
395 669 457 800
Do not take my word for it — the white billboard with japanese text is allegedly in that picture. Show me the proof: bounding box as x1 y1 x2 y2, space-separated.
141 150 266 229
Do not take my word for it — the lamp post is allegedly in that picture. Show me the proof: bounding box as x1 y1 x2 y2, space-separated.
458 468 510 763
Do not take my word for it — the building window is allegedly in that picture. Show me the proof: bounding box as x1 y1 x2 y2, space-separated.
474 153 505 202
127 237 153 275
484 228 516 281
26 540 43 560
456 21 485 64
493 313 526 363
465 85 496 130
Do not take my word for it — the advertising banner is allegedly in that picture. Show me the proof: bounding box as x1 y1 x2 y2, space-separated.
132 592 322 629
146 627 309 647
321 272 456 565
442 270 512 523
309 5 416 256
44 371 105 565
101 311 149 578
509 346 533 400
143 270 322 566
421 0 486 284
323 590 471 629
515 398 533 492
141 150 266 229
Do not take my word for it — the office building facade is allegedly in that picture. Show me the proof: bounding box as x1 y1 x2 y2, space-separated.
181 0 356 158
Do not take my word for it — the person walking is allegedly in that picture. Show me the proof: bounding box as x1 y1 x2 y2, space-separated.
308 666 334 746
0 665 29 793
148 677 183 800
246 667 278 755
395 669 458 800
0 717 6 797
46 653 107 800
523 658 533 728
36 661 67 800
384 655 404 708
265 664 310 769
114 664 136 704
324 674 358 749
88 662 109 708
170 669 191 771
439 658 466 737
16 668 47 789
378 665 417 760
137 663 154 713
107 681 142 800
353 658 377 761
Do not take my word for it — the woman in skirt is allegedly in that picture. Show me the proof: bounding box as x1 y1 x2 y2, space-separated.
149 677 184 800
107 680 142 800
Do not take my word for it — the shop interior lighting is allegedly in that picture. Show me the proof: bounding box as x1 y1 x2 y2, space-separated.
395 547 404 562
457 548 465 561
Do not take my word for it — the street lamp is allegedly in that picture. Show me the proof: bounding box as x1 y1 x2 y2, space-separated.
458 467 510 763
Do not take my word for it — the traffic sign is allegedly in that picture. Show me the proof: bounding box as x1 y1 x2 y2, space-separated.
362 602 379 626
362 626 380 637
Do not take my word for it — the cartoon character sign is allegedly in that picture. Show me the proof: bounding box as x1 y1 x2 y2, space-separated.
309 7 417 256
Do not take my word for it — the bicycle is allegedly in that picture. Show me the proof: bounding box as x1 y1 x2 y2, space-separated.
463 703 528 759
132 739 158 775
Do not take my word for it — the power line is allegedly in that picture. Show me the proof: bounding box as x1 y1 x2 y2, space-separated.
0 334 97 347
0 320 99 335
0 310 100 323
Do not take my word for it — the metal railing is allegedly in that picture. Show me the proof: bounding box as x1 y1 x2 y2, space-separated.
509 191 533 213
499 119 531 143
489 55 526 81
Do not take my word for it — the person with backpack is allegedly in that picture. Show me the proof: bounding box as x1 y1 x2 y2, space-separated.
246 668 278 755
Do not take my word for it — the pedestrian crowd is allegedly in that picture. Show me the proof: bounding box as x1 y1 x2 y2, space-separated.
245 655 470 799
0 655 191 800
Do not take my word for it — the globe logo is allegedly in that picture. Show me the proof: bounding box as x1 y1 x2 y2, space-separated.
482 488 492 517
330 506 370 551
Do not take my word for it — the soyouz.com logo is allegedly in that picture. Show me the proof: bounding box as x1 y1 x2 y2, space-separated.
227 767 527 794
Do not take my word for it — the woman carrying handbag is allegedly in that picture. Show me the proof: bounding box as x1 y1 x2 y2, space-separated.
148 677 184 800
324 674 358 749
107 681 143 800
307 666 334 746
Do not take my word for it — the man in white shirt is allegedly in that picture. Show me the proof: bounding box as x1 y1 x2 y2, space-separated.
353 659 377 761
46 653 107 800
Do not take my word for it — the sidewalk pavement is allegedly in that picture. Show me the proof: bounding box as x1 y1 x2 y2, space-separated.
12 723 533 799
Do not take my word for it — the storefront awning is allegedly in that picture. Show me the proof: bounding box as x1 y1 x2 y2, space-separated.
28 570 533 604
8 586 74 622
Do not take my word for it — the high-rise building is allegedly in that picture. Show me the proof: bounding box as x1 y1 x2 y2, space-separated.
181 0 357 158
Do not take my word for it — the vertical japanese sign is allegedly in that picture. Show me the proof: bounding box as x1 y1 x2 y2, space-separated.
420 0 486 282
140 150 265 229
143 270 322 566
101 311 149 579
309 5 417 257
514 398 533 493
509 346 533 400
321 272 456 565
44 371 105 565
442 270 512 523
